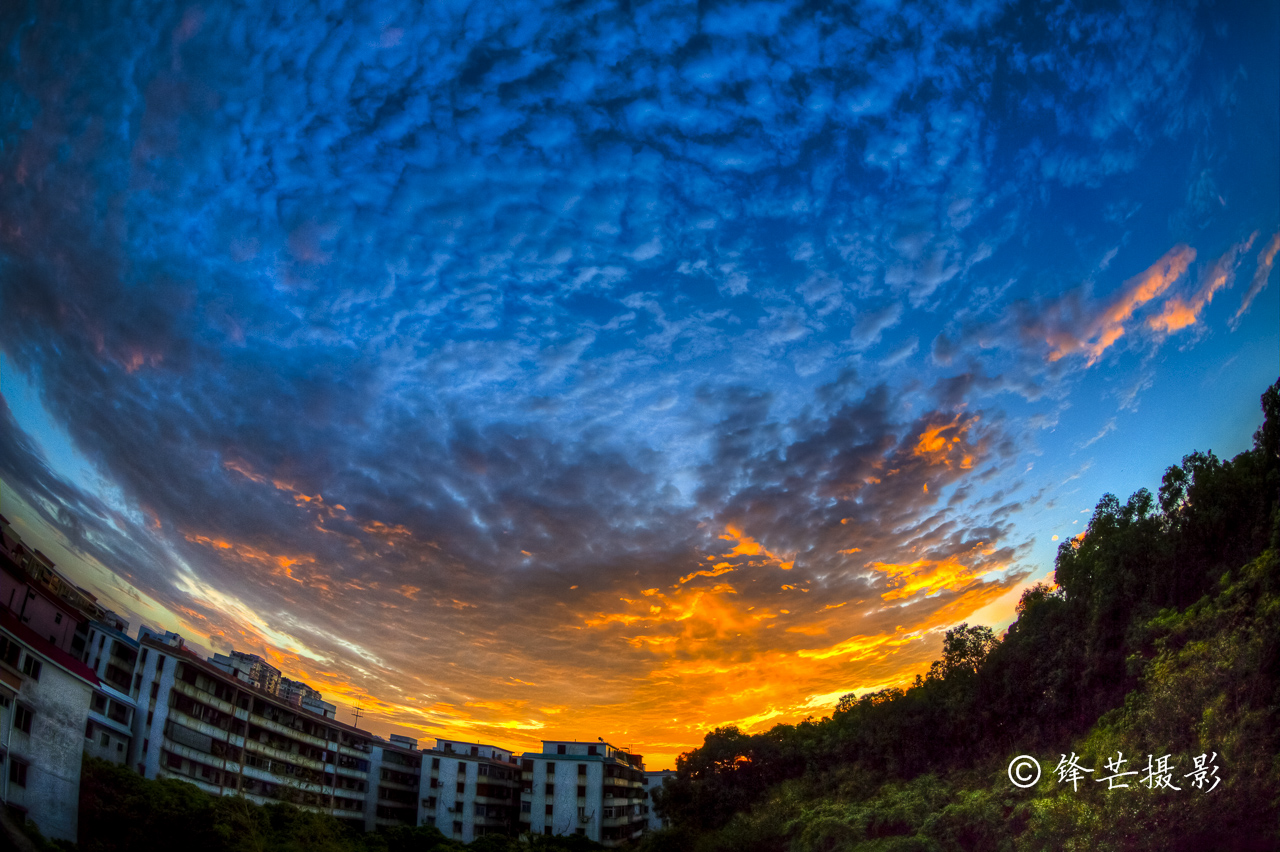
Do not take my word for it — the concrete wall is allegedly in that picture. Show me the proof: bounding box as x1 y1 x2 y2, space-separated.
4 650 94 841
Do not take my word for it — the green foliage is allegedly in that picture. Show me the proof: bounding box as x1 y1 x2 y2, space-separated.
659 378 1280 851
79 757 618 852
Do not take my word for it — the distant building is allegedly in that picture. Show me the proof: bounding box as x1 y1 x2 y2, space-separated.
421 739 519 842
208 650 282 695
278 676 336 719
518 740 647 846
642 770 675 830
0 606 99 842
137 624 184 648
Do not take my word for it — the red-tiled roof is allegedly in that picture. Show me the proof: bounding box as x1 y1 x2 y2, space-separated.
0 606 99 686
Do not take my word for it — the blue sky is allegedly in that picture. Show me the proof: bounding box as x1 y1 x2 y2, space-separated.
0 0 1276 766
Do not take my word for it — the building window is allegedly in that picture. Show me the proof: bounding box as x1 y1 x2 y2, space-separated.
521 801 531 813
156 655 165 672
86 721 94 738
20 655 41 680
54 612 62 625
151 682 160 698
101 732 110 747
147 710 154 725
0 637 19 667
578 763 587 775
557 744 567 754
117 742 124 753
457 782 465 793
14 704 33 734
545 804 554 816
588 745 598 755
545 783 554 795
431 757 440 769
452 821 462 835
9 760 28 788
578 785 586 797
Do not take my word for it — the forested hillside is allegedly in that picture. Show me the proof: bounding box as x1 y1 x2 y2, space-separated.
645 379 1280 852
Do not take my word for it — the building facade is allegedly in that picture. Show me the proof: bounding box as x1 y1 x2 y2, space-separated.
81 621 140 764
518 740 647 846
130 636 382 829
643 770 675 831
420 739 520 842
0 607 98 842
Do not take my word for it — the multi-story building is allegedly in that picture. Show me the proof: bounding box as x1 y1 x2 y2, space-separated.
208 650 282 695
518 740 647 846
366 737 422 831
130 635 384 830
278 676 337 719
420 739 520 842
81 621 139 764
0 516 101 657
643 770 675 831
0 606 99 842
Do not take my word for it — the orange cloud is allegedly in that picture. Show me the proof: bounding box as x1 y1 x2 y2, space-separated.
1149 234 1256 334
717 524 794 569
1047 244 1196 364
185 532 315 583
912 412 979 470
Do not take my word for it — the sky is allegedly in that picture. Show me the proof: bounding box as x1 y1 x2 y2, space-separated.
0 0 1276 770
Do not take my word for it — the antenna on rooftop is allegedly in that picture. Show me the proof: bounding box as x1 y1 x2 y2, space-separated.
352 701 364 729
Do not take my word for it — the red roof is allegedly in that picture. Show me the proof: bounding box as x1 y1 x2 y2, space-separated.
0 606 100 686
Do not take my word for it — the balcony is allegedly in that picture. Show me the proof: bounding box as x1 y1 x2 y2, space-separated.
168 707 243 746
248 711 328 748
244 738 326 772
173 680 236 715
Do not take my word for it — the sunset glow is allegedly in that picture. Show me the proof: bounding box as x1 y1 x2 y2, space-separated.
1 0 1276 773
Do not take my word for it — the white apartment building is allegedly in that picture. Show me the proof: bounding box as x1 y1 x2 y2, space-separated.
518 739 648 846
81 620 140 764
420 738 520 842
0 607 99 842
128 634 388 830
643 770 675 830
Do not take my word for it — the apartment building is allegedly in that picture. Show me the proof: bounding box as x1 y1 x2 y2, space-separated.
367 738 421 831
278 676 337 719
209 649 282 695
130 635 381 829
420 738 520 842
518 740 647 846
81 621 139 764
643 770 675 831
0 606 99 842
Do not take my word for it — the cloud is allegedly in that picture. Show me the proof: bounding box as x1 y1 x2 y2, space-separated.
1230 232 1280 329
0 0 1261 767
1044 244 1196 364
1148 234 1255 334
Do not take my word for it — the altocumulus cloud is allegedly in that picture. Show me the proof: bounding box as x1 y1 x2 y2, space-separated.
0 0 1273 765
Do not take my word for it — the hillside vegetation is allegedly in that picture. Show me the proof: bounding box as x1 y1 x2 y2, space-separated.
645 379 1280 852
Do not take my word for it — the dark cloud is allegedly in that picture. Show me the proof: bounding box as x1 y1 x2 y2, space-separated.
0 0 1272 764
